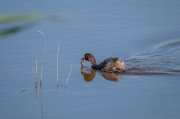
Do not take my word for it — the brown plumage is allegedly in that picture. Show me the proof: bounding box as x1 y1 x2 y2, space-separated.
82 53 126 73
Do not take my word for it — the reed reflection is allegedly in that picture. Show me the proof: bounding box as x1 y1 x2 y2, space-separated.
34 82 44 119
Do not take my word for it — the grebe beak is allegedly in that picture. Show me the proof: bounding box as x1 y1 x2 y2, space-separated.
81 57 85 60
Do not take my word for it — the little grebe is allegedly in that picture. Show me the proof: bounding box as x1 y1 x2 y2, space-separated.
82 53 126 73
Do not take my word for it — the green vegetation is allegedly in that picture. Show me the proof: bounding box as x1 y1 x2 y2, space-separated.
0 14 39 23
0 13 65 38
0 14 39 38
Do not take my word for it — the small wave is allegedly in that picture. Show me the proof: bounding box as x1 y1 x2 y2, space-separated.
154 38 180 51
125 39 180 75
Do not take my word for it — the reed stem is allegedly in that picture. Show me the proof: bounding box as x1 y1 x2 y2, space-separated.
66 65 72 85
37 30 46 84
57 41 60 84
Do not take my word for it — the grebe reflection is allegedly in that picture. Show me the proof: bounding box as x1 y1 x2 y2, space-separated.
80 58 125 82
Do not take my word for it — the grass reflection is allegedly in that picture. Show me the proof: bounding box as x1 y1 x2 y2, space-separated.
0 22 34 37
0 14 39 38
0 14 39 23
0 13 64 38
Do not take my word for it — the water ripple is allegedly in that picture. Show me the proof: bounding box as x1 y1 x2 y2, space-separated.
125 39 180 75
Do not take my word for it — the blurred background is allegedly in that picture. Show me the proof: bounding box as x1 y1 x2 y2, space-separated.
0 0 180 119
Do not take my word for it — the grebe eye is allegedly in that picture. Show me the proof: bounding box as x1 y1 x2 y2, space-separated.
85 55 90 60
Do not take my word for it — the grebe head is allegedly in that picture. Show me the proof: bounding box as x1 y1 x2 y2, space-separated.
82 53 97 65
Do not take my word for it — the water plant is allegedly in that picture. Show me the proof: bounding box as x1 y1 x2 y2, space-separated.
66 65 72 86
37 30 46 84
57 41 60 85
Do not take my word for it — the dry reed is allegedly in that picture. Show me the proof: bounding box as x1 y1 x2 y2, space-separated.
37 30 46 84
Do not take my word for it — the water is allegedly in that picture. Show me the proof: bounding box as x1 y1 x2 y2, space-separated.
0 0 180 119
